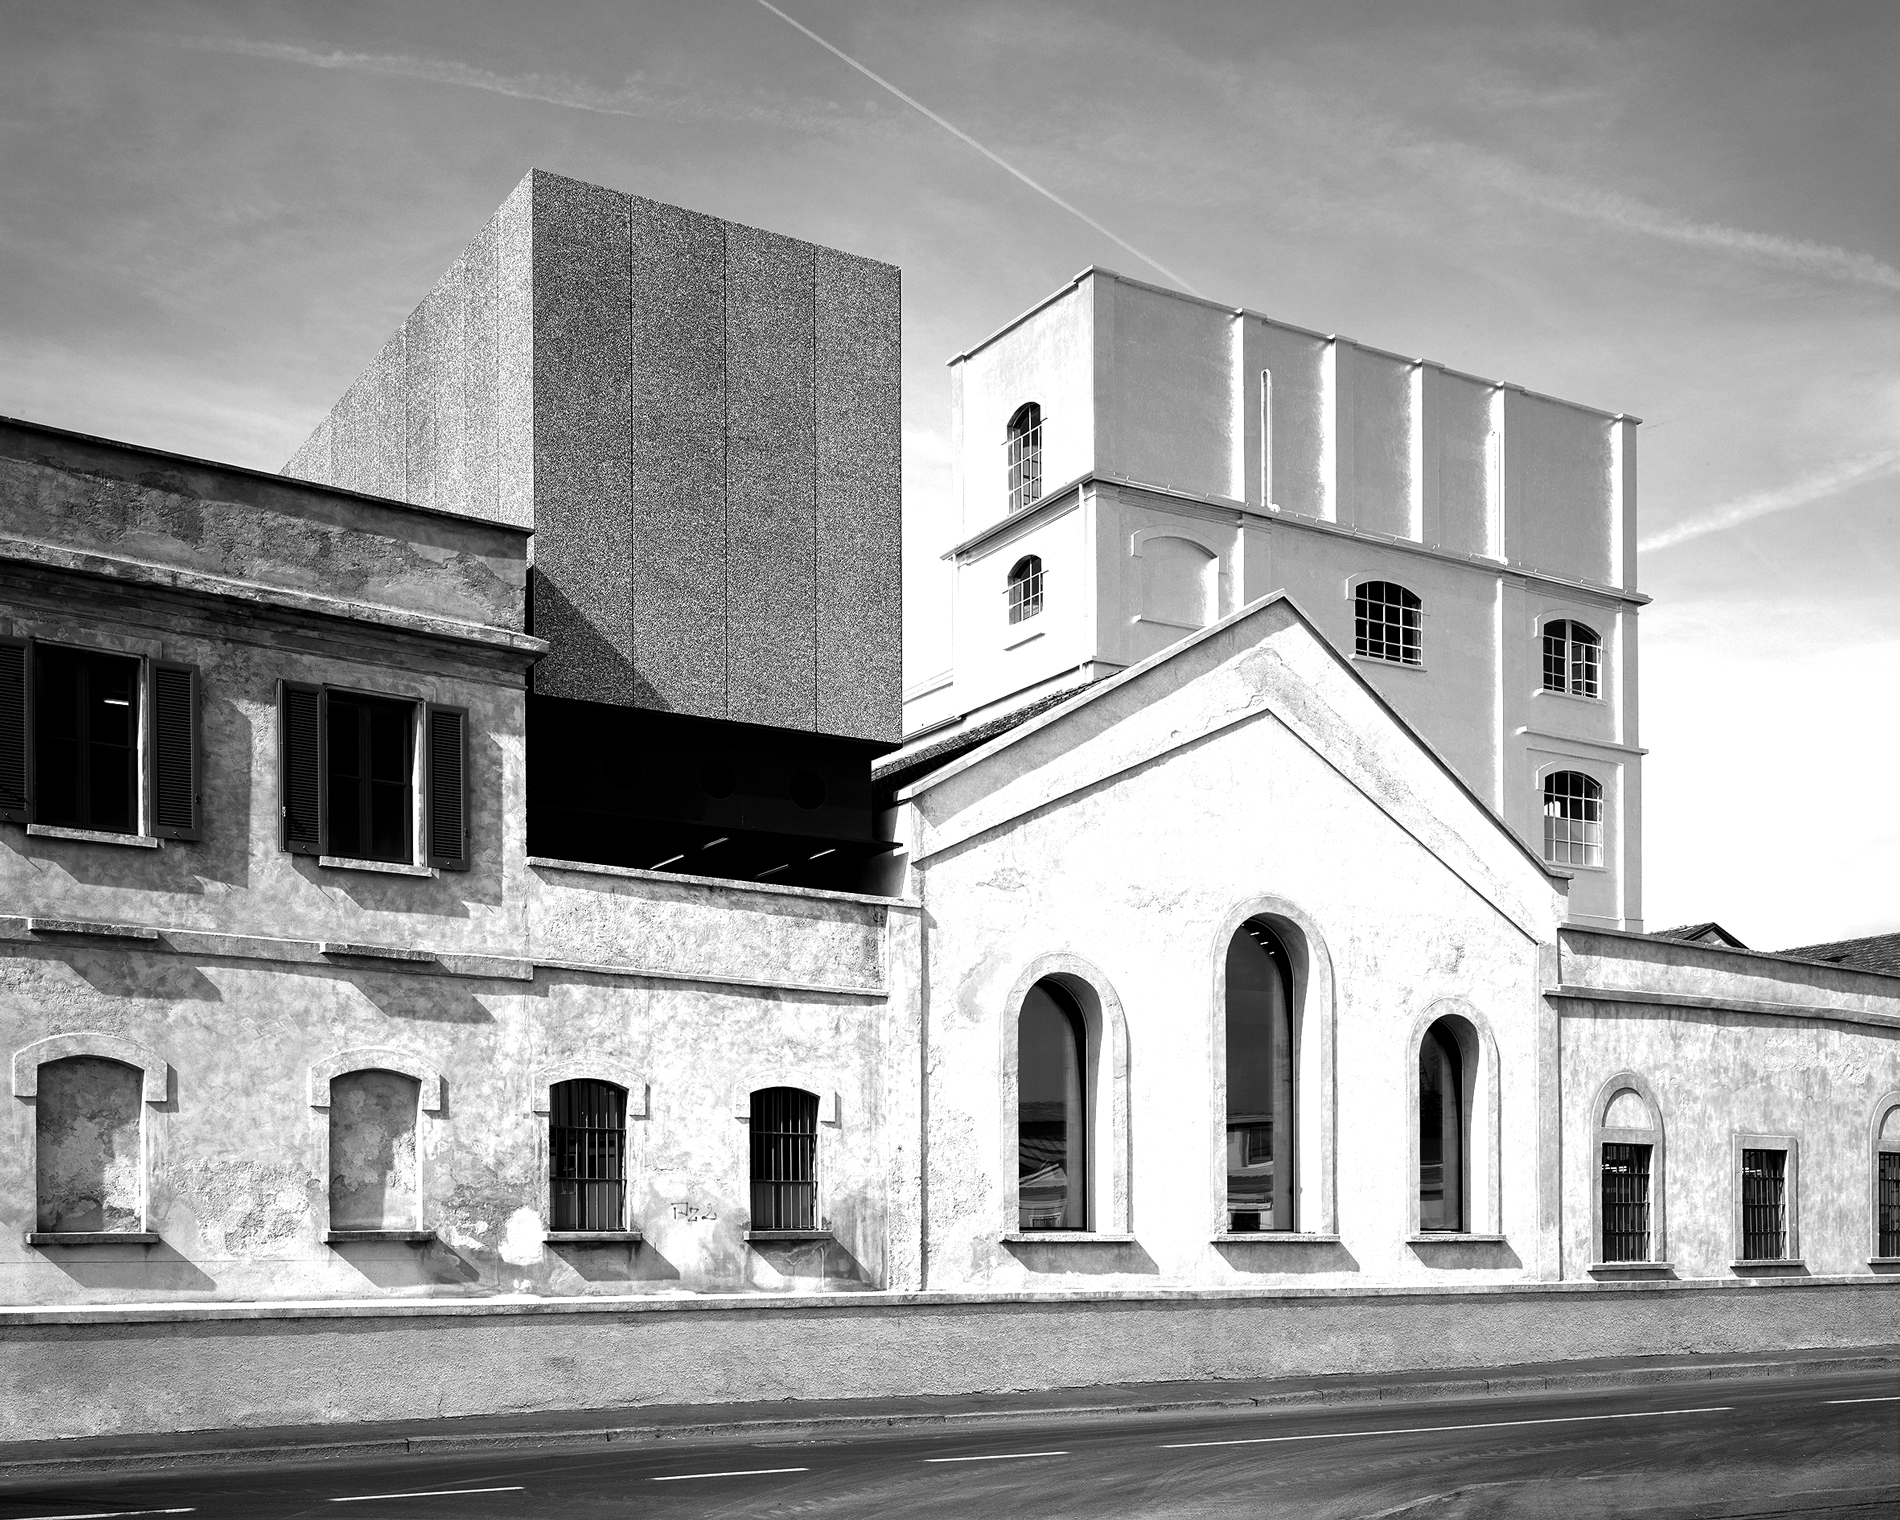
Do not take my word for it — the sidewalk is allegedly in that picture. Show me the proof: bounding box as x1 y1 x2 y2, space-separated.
1 1344 1893 1481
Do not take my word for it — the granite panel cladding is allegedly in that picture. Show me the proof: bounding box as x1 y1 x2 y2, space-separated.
496 174 537 531
530 172 634 703
461 210 503 524
406 263 465 517
628 196 728 717
362 328 409 503
814 247 902 743
284 412 334 490
725 222 817 731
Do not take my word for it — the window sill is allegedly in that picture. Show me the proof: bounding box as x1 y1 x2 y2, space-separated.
1869 1257 1900 1267
1730 1258 1805 1270
744 1229 833 1244
26 824 161 849
1408 1233 1509 1245
1588 1260 1673 1274
1352 654 1427 673
1003 626 1045 650
26 1231 160 1247
545 1230 643 1244
319 856 437 878
28 918 160 941
325 1229 435 1244
321 942 438 963
1213 1232 1342 1244
1003 1232 1136 1245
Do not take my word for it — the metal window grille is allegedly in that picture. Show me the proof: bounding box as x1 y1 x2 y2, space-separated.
1542 620 1601 698
750 1087 818 1231
1600 1142 1651 1261
1007 405 1044 514
1542 770 1603 867
1354 581 1422 665
549 1079 626 1231
1879 1152 1900 1258
1741 1147 1787 1260
1007 557 1045 624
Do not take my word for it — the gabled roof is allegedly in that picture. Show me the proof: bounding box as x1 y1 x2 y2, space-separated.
1774 930 1900 977
893 590 1568 941
1652 921 1749 949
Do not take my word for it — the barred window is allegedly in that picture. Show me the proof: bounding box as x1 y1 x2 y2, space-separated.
1542 619 1601 698
549 1079 626 1232
1007 555 1044 625
1354 581 1421 665
1542 770 1603 867
1006 403 1044 514
1881 1152 1900 1259
749 1087 818 1232
1600 1143 1652 1262
1741 1147 1787 1260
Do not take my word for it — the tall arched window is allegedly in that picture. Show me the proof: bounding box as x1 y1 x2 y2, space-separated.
1354 581 1422 665
749 1087 819 1232
1007 555 1044 625
549 1078 627 1232
1542 770 1604 867
1225 921 1295 1232
1418 1020 1468 1232
1543 619 1601 698
1594 1074 1665 1265
1006 403 1043 513
1873 1096 1900 1261
1018 980 1088 1230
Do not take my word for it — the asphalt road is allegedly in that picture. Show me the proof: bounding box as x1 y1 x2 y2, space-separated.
1 1367 1894 1519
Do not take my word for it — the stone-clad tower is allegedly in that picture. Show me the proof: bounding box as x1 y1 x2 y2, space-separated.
286 169 902 888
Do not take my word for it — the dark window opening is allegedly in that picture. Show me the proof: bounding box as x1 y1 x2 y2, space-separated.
1741 1147 1787 1260
750 1086 818 1232
326 692 414 864
1601 1142 1652 1261
1543 618 1602 698
1007 403 1044 513
1019 979 1088 1231
1543 769 1603 867
1880 1151 1900 1258
1354 581 1422 666
1007 555 1045 625
1419 1020 1467 1232
1226 920 1295 1232
34 645 140 834
549 1079 627 1232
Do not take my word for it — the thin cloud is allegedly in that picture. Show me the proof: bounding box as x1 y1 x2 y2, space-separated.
1641 451 1900 553
1408 140 1900 294
752 0 1201 296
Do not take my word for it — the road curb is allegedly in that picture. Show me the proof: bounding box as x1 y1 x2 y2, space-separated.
3 1350 1895 1481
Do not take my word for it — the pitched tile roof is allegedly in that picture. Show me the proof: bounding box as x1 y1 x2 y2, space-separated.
1772 930 1900 977
1652 921 1749 949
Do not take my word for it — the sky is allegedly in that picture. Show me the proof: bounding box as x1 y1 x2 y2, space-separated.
2 0 1896 947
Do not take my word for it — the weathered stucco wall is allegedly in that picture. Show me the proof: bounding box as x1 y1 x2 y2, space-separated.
2 1279 1892 1442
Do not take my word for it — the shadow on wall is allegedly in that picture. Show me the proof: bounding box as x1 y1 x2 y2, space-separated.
350 971 500 1027
548 1241 683 1286
1214 1238 1361 1276
1406 1238 1523 1271
331 1239 483 1291
290 856 476 922
530 573 649 706
747 1236 877 1291
1004 1239 1161 1277
32 1238 217 1293
55 947 222 1003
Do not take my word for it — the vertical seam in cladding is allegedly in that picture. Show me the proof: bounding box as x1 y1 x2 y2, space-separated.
811 250 820 730
626 194 636 696
723 226 732 719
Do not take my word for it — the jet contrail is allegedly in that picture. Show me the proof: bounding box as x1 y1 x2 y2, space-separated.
753 0 1200 295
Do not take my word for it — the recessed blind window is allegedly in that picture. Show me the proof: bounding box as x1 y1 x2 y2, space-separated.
1741 1147 1787 1260
34 645 139 834
1600 1142 1651 1262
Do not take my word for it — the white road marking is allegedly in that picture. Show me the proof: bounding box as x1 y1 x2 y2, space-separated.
1160 1405 1734 1449
329 1487 525 1503
12 1511 195 1519
1825 1395 1900 1404
923 1450 1070 1463
650 1466 809 1482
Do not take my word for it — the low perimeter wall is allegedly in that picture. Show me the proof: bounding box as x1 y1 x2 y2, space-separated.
4 1279 1896 1442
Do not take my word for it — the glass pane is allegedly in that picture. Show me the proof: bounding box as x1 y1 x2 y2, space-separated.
1226 924 1294 1231
1019 982 1086 1230
1419 1024 1464 1231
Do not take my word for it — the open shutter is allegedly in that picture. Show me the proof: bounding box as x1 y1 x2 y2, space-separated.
0 637 27 824
425 702 469 871
149 661 201 841
279 680 324 855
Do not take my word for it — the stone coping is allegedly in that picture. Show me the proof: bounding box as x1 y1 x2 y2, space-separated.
528 855 915 910
0 1274 1890 1328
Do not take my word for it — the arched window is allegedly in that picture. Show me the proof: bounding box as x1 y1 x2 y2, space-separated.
1354 581 1421 666
1593 1074 1665 1265
750 1086 818 1232
1225 921 1295 1232
1007 555 1044 625
549 1079 627 1232
1006 403 1043 513
1872 1096 1900 1261
1018 979 1088 1230
1542 770 1604 867
1418 1019 1468 1232
1543 619 1601 698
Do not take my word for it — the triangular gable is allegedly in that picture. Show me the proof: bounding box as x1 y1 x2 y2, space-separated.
897 593 1566 941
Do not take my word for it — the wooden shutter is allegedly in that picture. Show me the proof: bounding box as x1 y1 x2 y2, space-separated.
0 637 27 823
149 661 201 840
279 680 324 854
425 702 469 870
